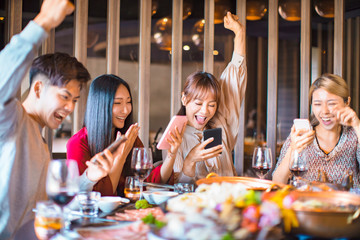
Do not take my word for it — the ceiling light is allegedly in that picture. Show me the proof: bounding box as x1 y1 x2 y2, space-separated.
278 0 301 22
314 0 334 18
246 0 267 21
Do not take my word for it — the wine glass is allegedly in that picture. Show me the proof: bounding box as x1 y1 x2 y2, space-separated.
289 150 308 187
46 159 79 231
252 147 272 179
131 148 153 199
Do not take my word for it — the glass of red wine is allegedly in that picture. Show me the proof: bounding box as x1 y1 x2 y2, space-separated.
131 147 153 200
46 159 79 232
289 150 308 187
252 147 272 179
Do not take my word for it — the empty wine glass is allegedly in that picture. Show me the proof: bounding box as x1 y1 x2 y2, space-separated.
131 148 153 200
46 159 79 231
289 150 308 187
252 147 272 179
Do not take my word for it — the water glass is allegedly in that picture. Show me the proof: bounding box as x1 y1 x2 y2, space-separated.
34 201 62 240
124 176 140 201
174 183 194 194
76 191 101 217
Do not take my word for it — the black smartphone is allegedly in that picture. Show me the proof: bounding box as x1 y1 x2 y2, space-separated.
91 136 127 164
203 128 222 149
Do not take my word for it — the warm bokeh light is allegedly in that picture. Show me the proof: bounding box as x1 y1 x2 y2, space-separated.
153 17 172 51
192 19 205 50
183 45 190 51
314 0 334 18
246 0 267 21
278 0 301 21
213 50 219 55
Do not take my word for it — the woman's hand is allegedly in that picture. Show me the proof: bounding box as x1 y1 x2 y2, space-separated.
333 106 360 128
224 11 243 36
114 123 140 161
182 138 223 177
290 126 315 153
223 11 245 56
86 149 113 182
166 123 186 159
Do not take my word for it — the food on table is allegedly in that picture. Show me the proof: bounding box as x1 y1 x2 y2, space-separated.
77 221 149 240
154 182 298 239
107 207 165 222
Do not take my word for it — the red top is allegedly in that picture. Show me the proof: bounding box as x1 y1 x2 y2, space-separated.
66 127 172 196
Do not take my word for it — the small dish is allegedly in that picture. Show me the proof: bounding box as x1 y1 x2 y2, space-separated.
98 196 130 213
143 191 178 205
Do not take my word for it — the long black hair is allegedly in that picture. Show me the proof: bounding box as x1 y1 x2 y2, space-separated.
84 74 133 156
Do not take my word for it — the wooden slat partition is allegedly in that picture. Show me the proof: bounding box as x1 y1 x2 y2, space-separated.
203 0 214 73
5 0 22 43
317 23 322 77
170 0 183 117
346 19 352 89
327 22 334 73
300 0 311 118
138 0 152 147
334 0 344 77
256 37 264 142
355 17 360 115
73 0 89 134
42 29 55 153
6 0 22 100
234 0 246 175
267 0 278 166
106 0 120 75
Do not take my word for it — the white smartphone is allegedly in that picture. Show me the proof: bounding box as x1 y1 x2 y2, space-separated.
157 115 188 150
293 118 311 131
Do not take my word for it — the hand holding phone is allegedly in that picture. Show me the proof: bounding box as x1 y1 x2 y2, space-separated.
203 128 222 149
157 115 188 150
293 119 311 131
91 136 128 165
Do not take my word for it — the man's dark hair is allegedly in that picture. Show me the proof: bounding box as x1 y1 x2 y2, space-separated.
29 52 90 88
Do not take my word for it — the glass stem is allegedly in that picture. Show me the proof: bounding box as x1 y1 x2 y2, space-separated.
139 179 143 200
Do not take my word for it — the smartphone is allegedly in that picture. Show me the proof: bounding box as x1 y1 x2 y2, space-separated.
203 128 222 149
90 136 127 164
293 118 311 131
157 115 188 150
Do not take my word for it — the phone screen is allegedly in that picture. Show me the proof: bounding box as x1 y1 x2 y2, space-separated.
203 128 222 149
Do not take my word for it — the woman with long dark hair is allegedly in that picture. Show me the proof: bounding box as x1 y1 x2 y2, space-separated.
67 74 142 196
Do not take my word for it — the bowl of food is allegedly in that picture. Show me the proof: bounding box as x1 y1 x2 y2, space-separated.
98 196 130 213
290 191 360 238
143 191 178 205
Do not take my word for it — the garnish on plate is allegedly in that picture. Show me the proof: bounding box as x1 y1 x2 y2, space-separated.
142 213 166 229
135 199 153 209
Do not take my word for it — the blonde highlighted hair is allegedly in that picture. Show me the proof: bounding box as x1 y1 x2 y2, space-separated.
309 73 350 126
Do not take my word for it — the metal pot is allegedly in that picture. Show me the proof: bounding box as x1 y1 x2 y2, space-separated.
290 191 360 238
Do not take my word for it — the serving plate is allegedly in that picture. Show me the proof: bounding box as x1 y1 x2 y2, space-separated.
290 191 360 238
196 173 286 191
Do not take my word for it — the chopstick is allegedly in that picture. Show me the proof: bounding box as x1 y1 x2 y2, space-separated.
142 182 175 190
